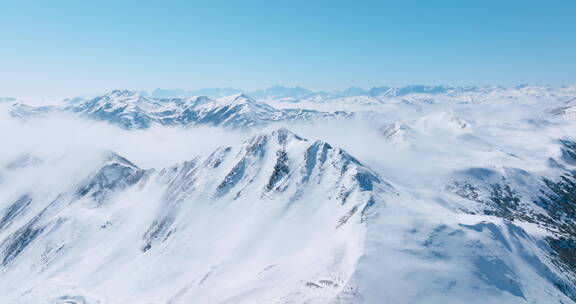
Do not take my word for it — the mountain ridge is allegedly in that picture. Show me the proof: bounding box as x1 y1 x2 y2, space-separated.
9 90 354 129
0 128 391 303
1 128 576 302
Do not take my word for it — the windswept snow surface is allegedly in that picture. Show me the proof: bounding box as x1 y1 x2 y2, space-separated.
0 85 576 303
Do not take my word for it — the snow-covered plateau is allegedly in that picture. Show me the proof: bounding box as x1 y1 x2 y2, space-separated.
0 84 576 303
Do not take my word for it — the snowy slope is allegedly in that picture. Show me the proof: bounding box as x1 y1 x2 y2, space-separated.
1 126 576 303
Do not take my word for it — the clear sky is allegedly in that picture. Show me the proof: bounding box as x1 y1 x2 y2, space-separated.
1 0 575 100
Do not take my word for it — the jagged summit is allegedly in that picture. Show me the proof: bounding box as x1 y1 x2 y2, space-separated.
108 89 138 97
100 151 140 169
258 127 307 145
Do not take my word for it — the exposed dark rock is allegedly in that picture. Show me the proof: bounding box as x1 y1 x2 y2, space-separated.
0 220 44 266
0 194 32 231
266 150 290 192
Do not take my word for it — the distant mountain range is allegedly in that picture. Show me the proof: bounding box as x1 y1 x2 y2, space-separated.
10 90 354 129
7 85 576 129
146 84 576 101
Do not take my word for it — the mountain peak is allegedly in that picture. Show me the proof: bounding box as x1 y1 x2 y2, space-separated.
259 127 307 146
86 90 149 106
231 93 255 102
101 151 139 169
108 89 138 97
208 93 257 107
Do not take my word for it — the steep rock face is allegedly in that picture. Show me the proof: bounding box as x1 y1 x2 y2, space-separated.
0 194 32 232
0 128 391 303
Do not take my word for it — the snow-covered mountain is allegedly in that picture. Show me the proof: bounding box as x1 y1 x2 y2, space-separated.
2 83 576 303
1 126 576 303
0 128 387 303
9 90 353 129
149 84 576 105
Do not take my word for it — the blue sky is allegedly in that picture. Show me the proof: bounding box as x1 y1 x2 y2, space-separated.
1 0 575 100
